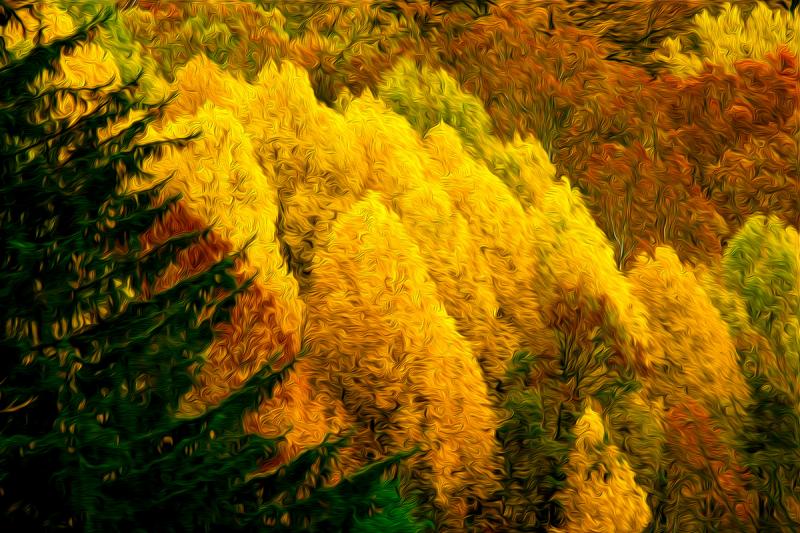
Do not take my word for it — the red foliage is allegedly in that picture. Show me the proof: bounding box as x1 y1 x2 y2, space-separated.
415 5 799 266
661 48 800 230
664 398 757 530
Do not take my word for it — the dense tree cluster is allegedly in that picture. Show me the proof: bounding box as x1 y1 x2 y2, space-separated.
3 1 799 531
0 2 425 531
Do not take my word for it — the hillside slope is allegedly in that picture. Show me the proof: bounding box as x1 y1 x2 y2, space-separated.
5 1 800 531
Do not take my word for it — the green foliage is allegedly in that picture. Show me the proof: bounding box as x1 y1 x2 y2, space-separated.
378 57 495 153
496 333 663 530
55 0 164 100
723 215 800 531
377 58 533 194
0 6 426 532
496 351 572 531
723 215 800 365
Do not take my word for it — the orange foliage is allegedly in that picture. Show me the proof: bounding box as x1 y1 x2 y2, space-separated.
661 49 800 231
663 398 757 532
405 2 800 267
33 1 799 529
551 0 713 65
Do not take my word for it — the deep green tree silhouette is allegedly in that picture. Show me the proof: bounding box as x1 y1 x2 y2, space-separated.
0 3 427 531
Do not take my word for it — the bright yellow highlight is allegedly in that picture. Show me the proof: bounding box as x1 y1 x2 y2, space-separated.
554 405 652 533
27 4 782 528
630 247 750 419
656 2 800 76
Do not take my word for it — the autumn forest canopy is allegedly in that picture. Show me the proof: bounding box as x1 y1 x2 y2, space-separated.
1 0 799 531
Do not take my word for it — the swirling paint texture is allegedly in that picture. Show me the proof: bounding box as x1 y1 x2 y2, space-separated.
6 0 800 531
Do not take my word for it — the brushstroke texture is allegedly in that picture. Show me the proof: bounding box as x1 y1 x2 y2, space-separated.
3 1 800 531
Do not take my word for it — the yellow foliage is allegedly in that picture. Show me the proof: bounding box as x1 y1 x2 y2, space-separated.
356 113 522 384
498 133 559 211
629 247 750 419
135 55 517 521
303 192 502 522
530 178 659 372
656 2 800 76
554 406 652 533
344 99 552 383
2 3 121 108
143 104 304 384
376 56 557 210
653 35 705 77
422 124 555 358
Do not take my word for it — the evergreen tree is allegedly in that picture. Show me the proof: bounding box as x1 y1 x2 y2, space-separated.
496 351 572 532
497 333 661 531
0 3 426 531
